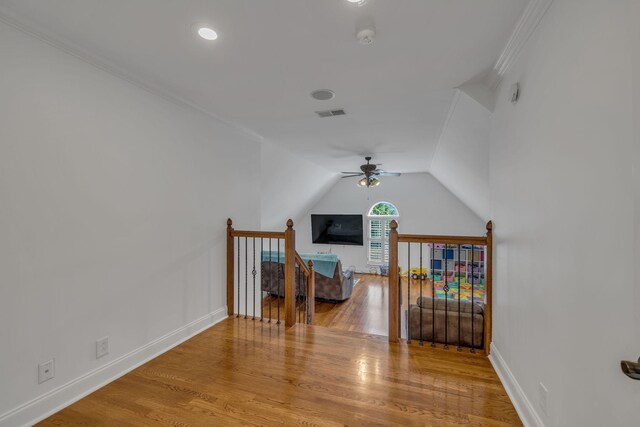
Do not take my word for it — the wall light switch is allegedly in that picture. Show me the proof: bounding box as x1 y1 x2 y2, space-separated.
38 359 55 384
96 336 109 359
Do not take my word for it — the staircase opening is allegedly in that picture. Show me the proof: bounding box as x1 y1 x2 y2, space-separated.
226 217 493 356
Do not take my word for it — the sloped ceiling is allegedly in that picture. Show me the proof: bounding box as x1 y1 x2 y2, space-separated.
0 0 527 175
260 140 339 230
0 0 547 226
428 0 554 222
429 89 491 221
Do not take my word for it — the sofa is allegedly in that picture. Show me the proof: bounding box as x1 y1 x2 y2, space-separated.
261 256 355 302
407 296 484 348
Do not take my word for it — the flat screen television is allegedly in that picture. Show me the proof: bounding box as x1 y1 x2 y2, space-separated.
311 214 363 246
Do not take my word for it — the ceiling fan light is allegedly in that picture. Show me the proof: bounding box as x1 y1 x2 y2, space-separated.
370 178 381 187
357 177 368 187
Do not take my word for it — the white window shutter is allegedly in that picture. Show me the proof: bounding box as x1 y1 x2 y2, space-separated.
369 241 383 263
370 220 382 238
367 213 398 265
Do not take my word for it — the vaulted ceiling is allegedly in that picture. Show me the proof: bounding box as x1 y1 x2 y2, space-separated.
0 0 537 220
0 0 526 172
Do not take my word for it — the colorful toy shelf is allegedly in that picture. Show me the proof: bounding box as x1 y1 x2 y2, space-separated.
427 243 485 286
401 244 486 303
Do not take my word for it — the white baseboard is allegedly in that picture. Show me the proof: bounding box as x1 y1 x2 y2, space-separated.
0 307 228 427
489 342 545 427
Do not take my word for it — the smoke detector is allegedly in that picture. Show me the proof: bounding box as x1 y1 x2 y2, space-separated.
310 89 335 101
356 28 375 45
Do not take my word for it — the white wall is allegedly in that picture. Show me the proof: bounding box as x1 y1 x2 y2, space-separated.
431 90 492 221
260 139 338 231
296 173 486 272
489 1 639 426
633 0 640 356
0 21 260 425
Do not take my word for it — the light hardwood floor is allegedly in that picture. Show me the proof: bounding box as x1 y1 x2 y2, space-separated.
263 274 432 337
313 273 392 335
315 274 433 337
39 317 522 426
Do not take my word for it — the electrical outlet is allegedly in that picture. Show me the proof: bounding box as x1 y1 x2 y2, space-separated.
96 336 109 359
539 382 549 416
38 359 55 384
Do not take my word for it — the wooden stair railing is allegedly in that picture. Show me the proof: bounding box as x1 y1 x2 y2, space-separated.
295 252 315 325
227 218 314 327
388 220 493 355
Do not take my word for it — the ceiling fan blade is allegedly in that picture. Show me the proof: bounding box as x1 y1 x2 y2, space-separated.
374 172 402 177
341 172 364 175
341 174 364 178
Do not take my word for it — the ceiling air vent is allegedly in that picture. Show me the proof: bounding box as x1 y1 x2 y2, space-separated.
315 109 346 118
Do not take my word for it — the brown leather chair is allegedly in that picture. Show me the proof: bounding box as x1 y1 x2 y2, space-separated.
261 260 355 301
408 296 484 348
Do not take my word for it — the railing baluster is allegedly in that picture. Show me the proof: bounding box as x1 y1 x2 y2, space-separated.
252 237 256 320
297 265 301 323
305 272 308 324
268 238 272 323
277 239 281 324
245 237 248 319
431 243 436 348
444 245 449 350
237 236 240 318
407 242 411 343
457 244 462 351
419 242 423 346
260 238 264 322
471 244 475 353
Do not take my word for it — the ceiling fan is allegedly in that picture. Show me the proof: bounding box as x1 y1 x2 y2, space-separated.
341 157 401 188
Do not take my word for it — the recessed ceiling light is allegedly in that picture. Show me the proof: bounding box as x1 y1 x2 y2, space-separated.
198 27 218 41
347 0 368 6
311 89 335 101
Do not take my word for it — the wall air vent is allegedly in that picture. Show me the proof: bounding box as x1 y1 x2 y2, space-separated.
315 109 346 118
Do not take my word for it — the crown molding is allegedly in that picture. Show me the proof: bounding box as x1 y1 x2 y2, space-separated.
487 0 554 90
0 10 264 143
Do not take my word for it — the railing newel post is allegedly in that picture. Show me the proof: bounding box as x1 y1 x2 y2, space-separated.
389 220 399 343
484 221 493 355
284 219 296 327
226 218 234 317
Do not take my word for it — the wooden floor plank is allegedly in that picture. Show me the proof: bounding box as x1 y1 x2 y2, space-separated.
280 273 436 338
38 316 521 426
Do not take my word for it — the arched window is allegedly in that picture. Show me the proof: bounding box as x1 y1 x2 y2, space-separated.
367 201 399 264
